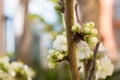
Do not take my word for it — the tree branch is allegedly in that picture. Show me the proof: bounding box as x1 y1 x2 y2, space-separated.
64 0 80 80
87 42 100 80
75 4 81 24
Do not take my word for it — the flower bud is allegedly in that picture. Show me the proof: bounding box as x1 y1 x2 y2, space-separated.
54 5 61 11
89 36 98 44
91 29 98 35
85 22 95 29
89 22 95 27
57 54 64 60
83 27 90 34
71 25 79 32
55 51 60 56
88 37 98 49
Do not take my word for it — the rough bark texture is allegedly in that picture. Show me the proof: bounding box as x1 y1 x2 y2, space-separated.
0 0 5 54
64 0 80 80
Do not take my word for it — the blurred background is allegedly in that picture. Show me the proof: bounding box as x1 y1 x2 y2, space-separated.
0 0 120 80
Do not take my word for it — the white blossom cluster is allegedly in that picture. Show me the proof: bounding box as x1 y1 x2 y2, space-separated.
53 35 67 51
0 56 35 80
47 35 68 69
84 22 98 49
72 22 98 49
72 22 98 60
72 22 114 79
47 22 114 80
96 56 114 80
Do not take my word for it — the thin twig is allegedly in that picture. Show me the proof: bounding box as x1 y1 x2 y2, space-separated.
75 4 81 24
87 42 100 80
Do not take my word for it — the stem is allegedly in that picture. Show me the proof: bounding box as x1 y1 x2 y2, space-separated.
75 4 81 24
87 42 100 80
83 59 92 80
64 0 80 80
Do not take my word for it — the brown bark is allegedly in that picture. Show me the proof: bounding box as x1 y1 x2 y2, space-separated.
64 0 80 80
0 0 5 54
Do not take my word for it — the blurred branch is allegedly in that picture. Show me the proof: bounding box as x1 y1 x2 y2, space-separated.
87 42 100 80
16 0 32 65
75 4 81 24
0 0 5 54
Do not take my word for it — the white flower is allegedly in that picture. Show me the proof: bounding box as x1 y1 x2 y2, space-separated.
23 65 35 78
98 43 109 54
10 61 34 79
98 43 106 51
53 35 67 51
95 56 114 80
76 41 93 59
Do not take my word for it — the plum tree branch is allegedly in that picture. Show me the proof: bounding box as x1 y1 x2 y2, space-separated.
64 0 80 80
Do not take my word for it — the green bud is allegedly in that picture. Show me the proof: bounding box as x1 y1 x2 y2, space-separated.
71 25 78 32
91 29 98 35
85 22 95 29
89 36 98 44
89 22 95 27
54 51 60 56
54 5 61 11
88 36 98 49
83 27 90 34
57 54 64 60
